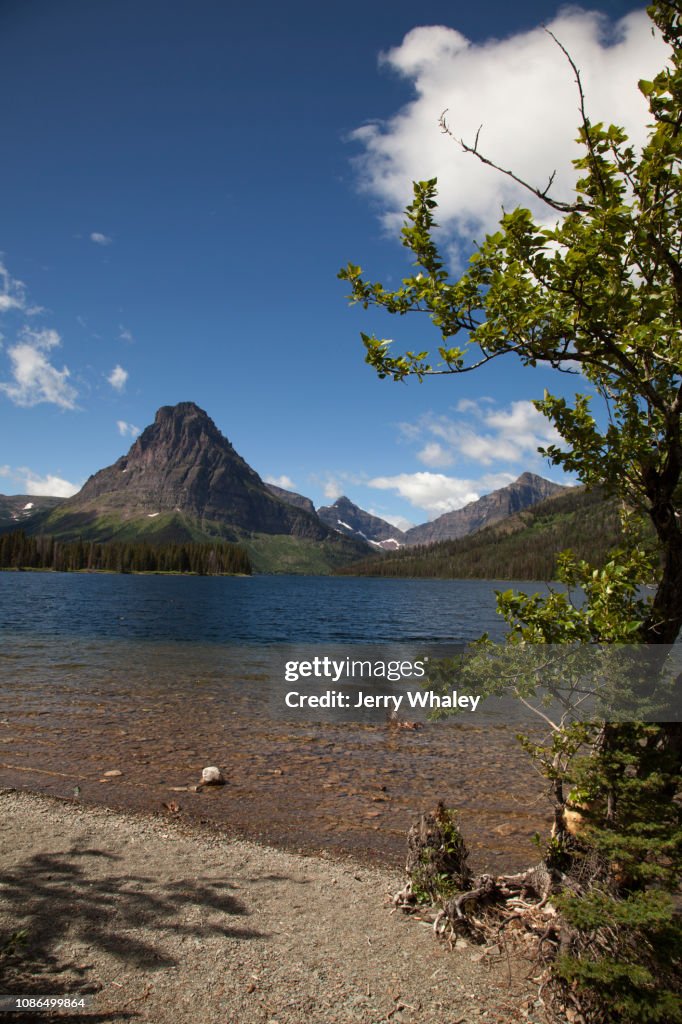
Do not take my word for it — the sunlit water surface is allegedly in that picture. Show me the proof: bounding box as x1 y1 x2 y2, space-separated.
0 573 553 870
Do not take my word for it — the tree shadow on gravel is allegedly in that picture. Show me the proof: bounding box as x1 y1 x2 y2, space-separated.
9 1016 137 1023
0 843 265 1005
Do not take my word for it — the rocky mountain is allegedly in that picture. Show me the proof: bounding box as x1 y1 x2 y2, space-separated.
3 407 570 573
317 495 405 547
403 472 569 546
0 494 63 529
265 482 316 516
38 403 346 549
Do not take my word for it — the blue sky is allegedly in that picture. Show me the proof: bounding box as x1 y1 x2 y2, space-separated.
0 0 666 527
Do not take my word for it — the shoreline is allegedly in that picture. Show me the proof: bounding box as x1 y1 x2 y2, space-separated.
0 566 250 577
0 789 545 1024
4 776 388 871
0 703 549 876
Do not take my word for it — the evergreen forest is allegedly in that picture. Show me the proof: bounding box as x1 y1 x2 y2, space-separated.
0 530 252 576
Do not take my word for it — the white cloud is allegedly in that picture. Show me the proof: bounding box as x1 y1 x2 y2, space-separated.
323 477 343 501
484 401 560 452
117 420 140 439
352 10 667 250
265 474 297 490
369 470 514 517
455 397 483 413
417 441 453 468
405 400 562 467
377 399 568 517
19 327 60 350
368 508 415 532
23 473 80 498
0 327 77 409
90 232 112 246
118 325 134 343
313 470 367 502
397 420 423 443
11 466 81 498
107 365 128 391
0 259 27 314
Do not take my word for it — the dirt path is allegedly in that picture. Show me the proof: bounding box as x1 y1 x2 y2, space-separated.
0 790 545 1024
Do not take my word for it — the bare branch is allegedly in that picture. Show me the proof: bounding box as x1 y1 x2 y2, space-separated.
439 29 609 214
543 27 609 203
439 110 576 215
516 693 561 732
419 348 515 375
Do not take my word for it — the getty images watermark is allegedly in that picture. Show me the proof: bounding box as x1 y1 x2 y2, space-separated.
282 655 481 713
270 643 682 724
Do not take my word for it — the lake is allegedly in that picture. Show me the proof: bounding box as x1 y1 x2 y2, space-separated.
0 571 545 643
0 572 553 871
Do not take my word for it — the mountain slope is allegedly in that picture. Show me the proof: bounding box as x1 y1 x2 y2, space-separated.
403 472 569 546
0 495 64 530
264 483 316 516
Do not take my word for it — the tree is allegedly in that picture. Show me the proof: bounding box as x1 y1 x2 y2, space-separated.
340 3 681 647
340 4 681 1020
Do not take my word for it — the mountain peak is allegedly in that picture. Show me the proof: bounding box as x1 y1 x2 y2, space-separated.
155 401 209 423
56 402 331 541
131 402 232 463
148 401 222 439
515 471 550 486
317 495 404 543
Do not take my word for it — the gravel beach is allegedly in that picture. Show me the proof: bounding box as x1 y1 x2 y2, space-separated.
0 789 547 1024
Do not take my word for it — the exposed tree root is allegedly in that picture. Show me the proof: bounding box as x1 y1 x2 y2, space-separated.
391 804 628 1024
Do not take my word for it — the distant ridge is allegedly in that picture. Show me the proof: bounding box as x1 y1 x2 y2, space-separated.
1 406 574 573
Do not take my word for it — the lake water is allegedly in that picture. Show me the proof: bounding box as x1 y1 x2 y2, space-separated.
0 572 544 644
0 573 553 870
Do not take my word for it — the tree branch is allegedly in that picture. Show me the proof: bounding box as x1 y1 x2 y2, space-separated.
543 28 609 204
439 110 578 215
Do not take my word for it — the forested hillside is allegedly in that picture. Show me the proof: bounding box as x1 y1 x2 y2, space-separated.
337 487 627 580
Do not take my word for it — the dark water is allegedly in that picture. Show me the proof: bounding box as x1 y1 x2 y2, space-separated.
0 573 553 870
0 571 545 644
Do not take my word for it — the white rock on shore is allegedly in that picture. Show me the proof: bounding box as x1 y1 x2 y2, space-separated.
200 766 225 785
